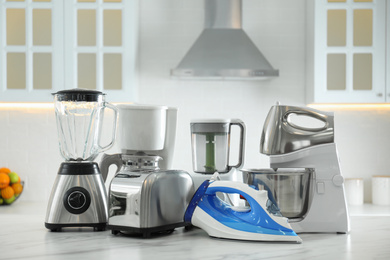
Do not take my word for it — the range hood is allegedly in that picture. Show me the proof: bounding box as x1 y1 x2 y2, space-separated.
171 0 279 80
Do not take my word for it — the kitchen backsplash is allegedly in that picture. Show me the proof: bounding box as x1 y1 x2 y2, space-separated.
1 0 389 203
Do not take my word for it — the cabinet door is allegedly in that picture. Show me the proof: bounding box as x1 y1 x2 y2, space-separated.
64 0 137 102
0 0 137 102
0 0 63 102
311 0 386 103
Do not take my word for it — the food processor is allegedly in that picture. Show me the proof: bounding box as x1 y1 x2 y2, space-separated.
243 104 350 233
100 105 194 237
45 89 118 231
190 119 245 188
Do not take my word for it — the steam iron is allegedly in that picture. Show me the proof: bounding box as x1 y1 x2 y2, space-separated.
184 174 302 243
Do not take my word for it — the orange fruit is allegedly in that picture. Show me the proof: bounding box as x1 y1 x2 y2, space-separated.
1 186 14 199
0 173 10 189
12 183 23 195
0 167 11 174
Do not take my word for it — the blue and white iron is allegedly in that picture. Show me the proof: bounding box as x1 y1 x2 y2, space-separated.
184 174 302 243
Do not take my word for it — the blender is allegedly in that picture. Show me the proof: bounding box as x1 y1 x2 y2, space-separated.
190 119 246 189
45 89 118 232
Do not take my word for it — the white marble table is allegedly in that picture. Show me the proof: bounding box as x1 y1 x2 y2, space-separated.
1 202 390 260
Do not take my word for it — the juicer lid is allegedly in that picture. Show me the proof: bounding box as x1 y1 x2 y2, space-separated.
53 88 105 102
191 119 233 133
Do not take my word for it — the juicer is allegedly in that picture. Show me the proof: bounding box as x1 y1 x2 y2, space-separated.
243 104 350 233
45 89 118 231
190 119 246 189
100 104 195 237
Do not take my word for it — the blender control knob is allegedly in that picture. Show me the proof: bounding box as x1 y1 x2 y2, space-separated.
68 191 86 209
63 187 91 214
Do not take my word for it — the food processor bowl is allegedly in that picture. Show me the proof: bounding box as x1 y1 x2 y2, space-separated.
190 119 245 174
242 168 313 219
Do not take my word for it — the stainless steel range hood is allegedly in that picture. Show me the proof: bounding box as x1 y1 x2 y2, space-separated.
171 0 279 80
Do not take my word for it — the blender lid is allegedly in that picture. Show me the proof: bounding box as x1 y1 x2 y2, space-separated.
53 88 105 102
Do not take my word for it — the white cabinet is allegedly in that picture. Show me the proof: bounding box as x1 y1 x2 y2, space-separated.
0 0 138 102
306 0 389 103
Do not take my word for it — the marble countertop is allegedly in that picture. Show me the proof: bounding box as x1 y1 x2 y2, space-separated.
1 202 390 260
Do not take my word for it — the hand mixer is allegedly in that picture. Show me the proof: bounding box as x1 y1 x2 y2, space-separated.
245 104 350 233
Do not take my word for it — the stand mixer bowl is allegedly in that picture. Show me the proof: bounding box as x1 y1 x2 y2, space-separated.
242 168 313 219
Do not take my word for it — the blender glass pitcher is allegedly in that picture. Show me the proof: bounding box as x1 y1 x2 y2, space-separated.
191 119 245 174
53 89 118 161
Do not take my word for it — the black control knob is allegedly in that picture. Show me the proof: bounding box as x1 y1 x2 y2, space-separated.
68 191 86 209
63 187 91 214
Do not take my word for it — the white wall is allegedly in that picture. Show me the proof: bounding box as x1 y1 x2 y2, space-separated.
0 0 389 203
137 0 307 171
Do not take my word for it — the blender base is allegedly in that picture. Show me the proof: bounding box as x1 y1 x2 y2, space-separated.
45 222 106 232
45 162 108 232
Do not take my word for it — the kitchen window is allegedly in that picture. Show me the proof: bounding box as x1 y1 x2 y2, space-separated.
0 0 137 102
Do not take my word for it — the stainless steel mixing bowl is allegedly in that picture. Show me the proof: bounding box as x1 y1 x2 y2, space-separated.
242 168 313 219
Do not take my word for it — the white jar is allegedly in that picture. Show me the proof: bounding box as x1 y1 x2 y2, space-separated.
372 175 390 206
345 178 364 205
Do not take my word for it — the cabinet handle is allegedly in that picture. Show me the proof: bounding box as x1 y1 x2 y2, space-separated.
377 93 383 97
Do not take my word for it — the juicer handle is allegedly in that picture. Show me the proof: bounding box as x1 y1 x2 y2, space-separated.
99 153 123 182
98 102 119 153
229 119 246 170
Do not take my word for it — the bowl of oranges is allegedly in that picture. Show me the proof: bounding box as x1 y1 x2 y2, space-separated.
0 167 24 205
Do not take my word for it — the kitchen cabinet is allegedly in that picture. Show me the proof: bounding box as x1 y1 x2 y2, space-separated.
306 0 389 103
0 0 137 102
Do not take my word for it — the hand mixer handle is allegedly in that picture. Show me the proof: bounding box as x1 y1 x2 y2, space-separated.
283 107 333 132
228 119 246 170
98 102 119 153
99 153 123 182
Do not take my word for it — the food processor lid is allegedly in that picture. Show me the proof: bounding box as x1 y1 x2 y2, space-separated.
191 119 231 133
53 88 105 102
